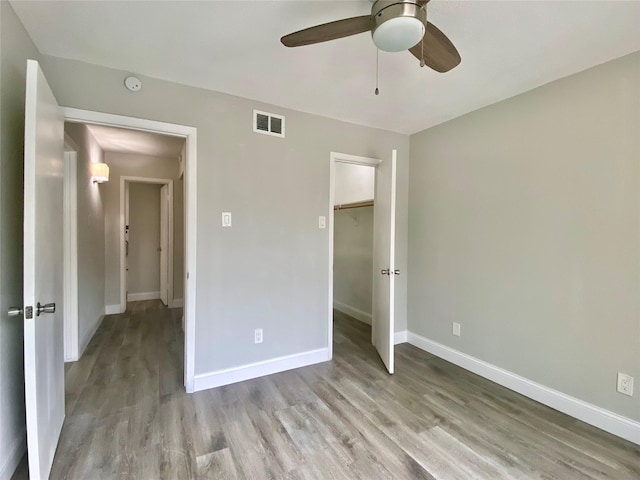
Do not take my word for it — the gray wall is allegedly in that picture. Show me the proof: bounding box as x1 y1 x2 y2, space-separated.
101 151 183 308
334 162 375 206
408 52 640 420
128 182 161 296
64 123 106 352
39 54 409 375
0 3 40 477
334 206 374 322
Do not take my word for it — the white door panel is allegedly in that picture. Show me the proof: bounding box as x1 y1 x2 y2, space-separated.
372 150 397 374
23 59 65 480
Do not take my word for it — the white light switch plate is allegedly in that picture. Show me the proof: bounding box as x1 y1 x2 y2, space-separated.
318 216 326 229
452 322 461 336
222 212 232 227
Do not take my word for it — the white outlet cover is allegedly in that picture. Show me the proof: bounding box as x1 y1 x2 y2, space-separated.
617 373 634 396
222 212 232 227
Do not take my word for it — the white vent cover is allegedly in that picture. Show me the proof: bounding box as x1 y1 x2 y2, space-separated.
253 109 285 138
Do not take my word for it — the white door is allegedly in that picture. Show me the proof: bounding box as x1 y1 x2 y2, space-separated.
23 59 65 480
160 184 169 305
372 150 397 374
125 182 130 309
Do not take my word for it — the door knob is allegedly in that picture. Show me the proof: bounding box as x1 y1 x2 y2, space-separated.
393 269 400 275
36 302 55 316
7 307 22 317
381 269 390 275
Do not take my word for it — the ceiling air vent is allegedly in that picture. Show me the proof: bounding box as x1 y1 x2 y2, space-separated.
253 109 285 138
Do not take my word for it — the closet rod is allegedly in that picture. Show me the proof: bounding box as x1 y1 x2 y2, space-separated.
334 201 374 211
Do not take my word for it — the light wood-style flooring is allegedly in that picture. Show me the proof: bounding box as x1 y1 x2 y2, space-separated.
12 303 639 479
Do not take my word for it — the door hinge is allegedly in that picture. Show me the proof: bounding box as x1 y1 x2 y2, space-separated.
25 306 33 319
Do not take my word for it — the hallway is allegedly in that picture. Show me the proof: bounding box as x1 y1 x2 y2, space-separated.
13 306 639 479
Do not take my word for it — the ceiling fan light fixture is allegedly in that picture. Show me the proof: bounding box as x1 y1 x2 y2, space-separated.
373 17 424 52
371 1 427 52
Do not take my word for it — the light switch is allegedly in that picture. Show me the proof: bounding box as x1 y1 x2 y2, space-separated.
318 216 326 229
222 212 232 227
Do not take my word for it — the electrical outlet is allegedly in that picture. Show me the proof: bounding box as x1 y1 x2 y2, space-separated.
617 373 634 396
254 328 263 344
452 322 461 337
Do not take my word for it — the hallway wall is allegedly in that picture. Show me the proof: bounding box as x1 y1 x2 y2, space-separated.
64 123 106 355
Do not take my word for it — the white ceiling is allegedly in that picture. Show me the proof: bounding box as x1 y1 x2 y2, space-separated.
13 1 640 135
86 124 185 158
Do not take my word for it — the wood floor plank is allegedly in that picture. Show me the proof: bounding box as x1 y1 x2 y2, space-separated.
13 302 636 480
196 448 239 479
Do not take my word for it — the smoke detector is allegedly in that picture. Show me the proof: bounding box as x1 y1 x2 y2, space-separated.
124 76 142 92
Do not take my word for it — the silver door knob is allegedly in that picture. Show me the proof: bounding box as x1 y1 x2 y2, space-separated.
393 269 400 275
381 269 390 275
36 302 55 316
7 307 22 317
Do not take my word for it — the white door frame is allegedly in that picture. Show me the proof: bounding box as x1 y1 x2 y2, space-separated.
62 141 79 362
122 177 173 307
328 152 381 358
63 108 198 392
160 183 169 306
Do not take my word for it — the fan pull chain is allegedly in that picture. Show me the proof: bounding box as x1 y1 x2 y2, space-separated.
420 33 425 68
375 48 380 95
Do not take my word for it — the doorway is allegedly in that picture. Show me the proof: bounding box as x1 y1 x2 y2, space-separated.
333 163 375 323
328 151 398 374
123 177 174 307
62 108 197 392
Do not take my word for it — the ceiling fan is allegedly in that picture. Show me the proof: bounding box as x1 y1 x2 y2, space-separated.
280 0 461 73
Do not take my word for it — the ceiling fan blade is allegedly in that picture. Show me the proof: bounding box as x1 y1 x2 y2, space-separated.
281 16 371 47
409 22 461 73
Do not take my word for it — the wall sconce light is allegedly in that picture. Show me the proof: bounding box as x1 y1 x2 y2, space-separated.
91 163 109 184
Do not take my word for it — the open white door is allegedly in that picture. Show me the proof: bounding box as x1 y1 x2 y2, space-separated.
124 182 130 309
23 59 65 479
160 184 169 305
372 150 397 374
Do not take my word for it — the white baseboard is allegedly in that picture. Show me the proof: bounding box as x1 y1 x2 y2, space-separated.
170 298 184 308
78 314 105 359
105 304 122 315
334 301 371 325
0 429 26 480
394 330 407 345
194 347 331 392
407 331 640 445
127 291 160 302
